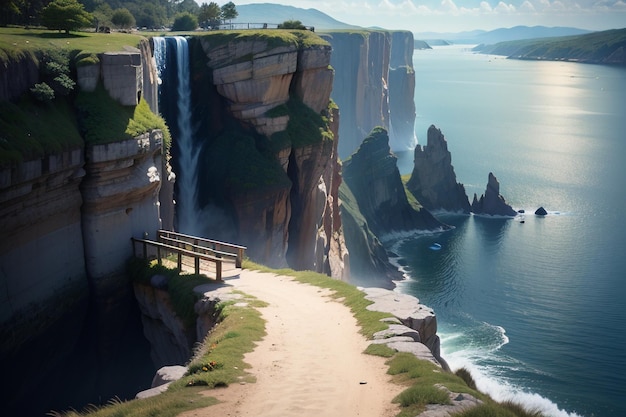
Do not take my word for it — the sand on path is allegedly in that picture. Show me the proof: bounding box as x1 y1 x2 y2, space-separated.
180 269 403 417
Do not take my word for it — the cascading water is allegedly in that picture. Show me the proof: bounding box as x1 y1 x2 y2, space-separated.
153 36 201 234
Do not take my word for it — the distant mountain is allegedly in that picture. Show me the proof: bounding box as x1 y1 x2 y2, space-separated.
416 26 592 45
233 3 359 30
474 28 626 65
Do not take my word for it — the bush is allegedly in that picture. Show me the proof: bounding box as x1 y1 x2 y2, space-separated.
30 83 55 102
278 20 306 30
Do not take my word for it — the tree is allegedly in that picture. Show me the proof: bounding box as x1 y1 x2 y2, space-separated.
40 0 93 34
128 2 167 29
177 0 199 15
171 12 197 31
111 8 135 30
198 1 220 28
220 1 237 23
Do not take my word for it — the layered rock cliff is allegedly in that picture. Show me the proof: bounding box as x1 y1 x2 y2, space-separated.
169 32 347 276
320 30 416 159
407 125 471 213
1 40 167 414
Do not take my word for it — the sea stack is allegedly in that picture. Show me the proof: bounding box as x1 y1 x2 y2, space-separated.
471 172 517 216
406 125 470 213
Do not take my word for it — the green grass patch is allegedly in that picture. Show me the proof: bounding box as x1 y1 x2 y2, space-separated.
0 96 83 165
75 83 170 148
364 343 397 357
49 387 218 417
196 29 328 51
0 27 145 63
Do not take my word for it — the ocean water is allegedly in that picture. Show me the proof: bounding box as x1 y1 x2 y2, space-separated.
391 46 626 417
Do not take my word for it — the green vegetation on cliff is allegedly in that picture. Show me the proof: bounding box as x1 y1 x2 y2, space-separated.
196 28 329 51
75 83 170 147
474 28 626 65
0 28 170 165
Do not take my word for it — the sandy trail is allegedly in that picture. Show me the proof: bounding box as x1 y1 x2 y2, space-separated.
181 269 402 417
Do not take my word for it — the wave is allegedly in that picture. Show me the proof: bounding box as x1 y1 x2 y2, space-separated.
441 329 585 417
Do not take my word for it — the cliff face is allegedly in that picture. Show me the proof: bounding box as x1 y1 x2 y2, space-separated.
320 30 416 159
1 43 167 412
407 125 470 213
184 33 346 275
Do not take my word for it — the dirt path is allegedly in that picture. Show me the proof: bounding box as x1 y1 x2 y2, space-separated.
180 269 403 417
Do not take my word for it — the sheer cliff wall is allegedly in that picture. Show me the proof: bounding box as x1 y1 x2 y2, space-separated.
320 30 416 159
1 40 165 388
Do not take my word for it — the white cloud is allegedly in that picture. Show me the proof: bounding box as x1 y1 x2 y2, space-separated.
520 1 537 12
494 1 517 12
440 0 460 13
480 1 494 12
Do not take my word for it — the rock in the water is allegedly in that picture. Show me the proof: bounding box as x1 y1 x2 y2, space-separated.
535 206 548 216
406 125 470 213
470 172 517 216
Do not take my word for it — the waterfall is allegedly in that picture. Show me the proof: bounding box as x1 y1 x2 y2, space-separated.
153 36 201 234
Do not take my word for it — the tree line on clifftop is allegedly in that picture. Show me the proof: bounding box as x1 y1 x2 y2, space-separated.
1 0 239 32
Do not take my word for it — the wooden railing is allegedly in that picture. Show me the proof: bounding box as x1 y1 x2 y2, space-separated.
157 230 246 268
130 231 246 281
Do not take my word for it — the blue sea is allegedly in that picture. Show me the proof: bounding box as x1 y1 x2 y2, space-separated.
391 46 626 417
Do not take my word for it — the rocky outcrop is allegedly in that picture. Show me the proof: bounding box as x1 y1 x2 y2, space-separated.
362 287 448 370
133 277 243 371
407 125 470 213
199 36 333 137
320 30 416 158
342 127 445 238
340 127 446 288
471 172 517 216
535 206 547 216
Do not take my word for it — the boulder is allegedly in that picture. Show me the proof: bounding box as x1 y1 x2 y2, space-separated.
535 206 548 216
471 172 517 216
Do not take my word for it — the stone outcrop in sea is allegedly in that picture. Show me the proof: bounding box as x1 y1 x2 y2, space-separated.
340 127 446 287
407 125 470 214
471 172 517 216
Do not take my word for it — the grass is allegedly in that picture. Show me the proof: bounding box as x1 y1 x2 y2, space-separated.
75 83 171 148
196 29 329 51
0 27 145 63
0 96 83 164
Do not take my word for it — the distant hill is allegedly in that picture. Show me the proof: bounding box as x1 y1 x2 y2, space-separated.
473 28 626 65
233 3 360 30
415 26 591 45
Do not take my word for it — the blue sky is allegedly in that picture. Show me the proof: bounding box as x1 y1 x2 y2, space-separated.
224 1 626 32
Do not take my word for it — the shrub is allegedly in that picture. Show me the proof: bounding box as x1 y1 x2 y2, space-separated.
30 82 55 102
